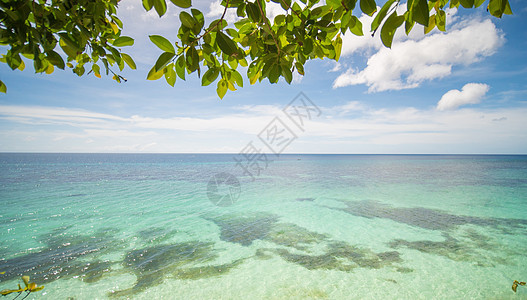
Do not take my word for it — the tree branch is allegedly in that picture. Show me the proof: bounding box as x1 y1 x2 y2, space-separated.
255 0 281 58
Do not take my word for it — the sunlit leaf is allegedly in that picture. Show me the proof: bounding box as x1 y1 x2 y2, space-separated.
121 53 137 69
113 36 134 47
149 35 175 53
424 13 436 34
216 79 228 99
147 65 164 80
349 16 363 36
231 69 243 87
334 35 342 61
22 276 30 287
143 0 154 11
164 64 176 86
0 80 6 93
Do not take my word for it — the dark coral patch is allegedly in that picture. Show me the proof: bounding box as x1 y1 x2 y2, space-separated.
205 213 279 246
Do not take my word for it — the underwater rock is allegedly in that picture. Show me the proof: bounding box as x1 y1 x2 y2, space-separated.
137 227 180 245
266 223 329 251
388 230 517 267
331 200 527 232
205 213 279 246
172 259 245 280
0 227 122 284
113 241 246 296
295 197 316 202
273 241 402 272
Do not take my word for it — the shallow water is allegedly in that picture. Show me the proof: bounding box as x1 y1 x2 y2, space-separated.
0 154 526 299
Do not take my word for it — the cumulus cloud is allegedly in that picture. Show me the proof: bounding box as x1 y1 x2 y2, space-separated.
436 83 490 111
334 19 505 92
206 0 240 23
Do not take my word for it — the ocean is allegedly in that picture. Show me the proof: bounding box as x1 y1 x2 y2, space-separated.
0 153 526 299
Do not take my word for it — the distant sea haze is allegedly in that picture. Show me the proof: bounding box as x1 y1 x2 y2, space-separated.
1 153 526 299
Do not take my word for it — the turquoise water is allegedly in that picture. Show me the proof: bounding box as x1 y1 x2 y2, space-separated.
0 154 526 299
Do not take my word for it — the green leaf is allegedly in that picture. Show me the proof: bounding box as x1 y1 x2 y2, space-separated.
474 0 485 7
405 19 415 35
360 0 377 16
435 9 446 31
411 0 429 26
58 33 80 51
165 64 176 86
349 16 363 36
371 0 396 33
269 64 280 83
487 0 512 18
154 0 167 16
334 35 342 61
380 12 404 48
341 0 356 10
202 67 219 86
231 70 243 87
170 0 191 8
180 11 197 29
113 36 134 47
303 38 313 55
458 0 474 8
147 65 164 80
192 9 205 31
0 80 6 93
295 62 304 75
46 51 65 69
155 52 176 71
424 13 436 34
246 2 261 23
217 79 228 99
6 52 22 70
121 53 137 69
185 46 199 72
143 0 154 10
175 55 186 79
281 66 292 84
149 35 175 53
216 31 238 56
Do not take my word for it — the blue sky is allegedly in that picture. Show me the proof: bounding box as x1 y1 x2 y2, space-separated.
0 0 526 153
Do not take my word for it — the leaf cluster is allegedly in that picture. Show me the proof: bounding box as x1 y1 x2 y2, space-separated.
0 0 137 91
0 0 513 97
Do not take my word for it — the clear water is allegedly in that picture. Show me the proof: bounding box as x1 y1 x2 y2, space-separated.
0 154 526 299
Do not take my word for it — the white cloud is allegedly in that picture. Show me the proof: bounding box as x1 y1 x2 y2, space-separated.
1 102 525 153
206 0 240 24
334 18 505 92
436 83 490 111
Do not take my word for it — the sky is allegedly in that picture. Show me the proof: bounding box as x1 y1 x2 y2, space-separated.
0 0 526 154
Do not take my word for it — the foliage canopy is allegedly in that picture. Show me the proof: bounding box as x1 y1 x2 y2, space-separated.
0 0 512 98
